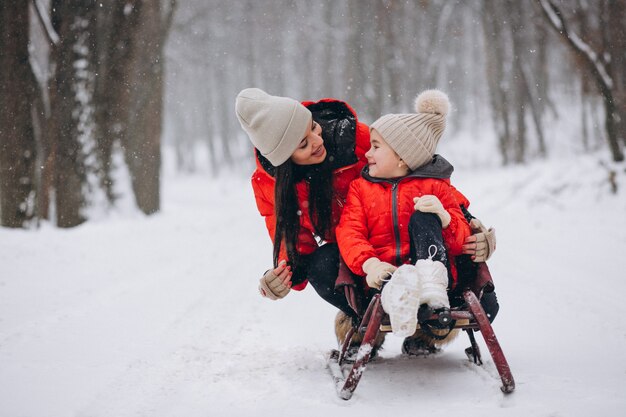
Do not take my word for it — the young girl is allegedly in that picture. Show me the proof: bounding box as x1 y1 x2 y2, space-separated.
336 90 472 354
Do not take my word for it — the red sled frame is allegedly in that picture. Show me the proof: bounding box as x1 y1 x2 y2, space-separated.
327 288 516 400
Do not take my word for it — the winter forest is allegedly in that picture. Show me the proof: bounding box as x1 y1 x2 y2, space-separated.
1 0 625 226
2 1 626 416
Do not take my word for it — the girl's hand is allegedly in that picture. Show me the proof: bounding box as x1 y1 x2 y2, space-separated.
362 257 397 290
413 195 451 228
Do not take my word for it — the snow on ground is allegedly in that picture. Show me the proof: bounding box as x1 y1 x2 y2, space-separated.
1 151 626 417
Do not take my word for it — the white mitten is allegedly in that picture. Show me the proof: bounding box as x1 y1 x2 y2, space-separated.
362 257 397 290
413 195 451 228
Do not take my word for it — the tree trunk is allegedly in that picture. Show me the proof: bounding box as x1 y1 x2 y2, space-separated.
607 0 626 147
0 0 37 227
94 0 174 214
378 1 401 113
510 0 528 163
122 0 166 214
49 0 98 227
481 1 511 165
344 0 366 115
92 5 120 204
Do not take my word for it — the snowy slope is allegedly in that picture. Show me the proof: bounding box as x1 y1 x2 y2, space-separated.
1 152 626 417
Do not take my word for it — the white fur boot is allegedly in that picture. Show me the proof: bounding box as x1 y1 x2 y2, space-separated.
415 245 450 309
380 264 421 338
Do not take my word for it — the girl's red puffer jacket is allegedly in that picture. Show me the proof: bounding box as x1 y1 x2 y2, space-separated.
336 171 471 287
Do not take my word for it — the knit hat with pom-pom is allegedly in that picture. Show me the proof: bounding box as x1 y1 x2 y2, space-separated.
370 90 450 170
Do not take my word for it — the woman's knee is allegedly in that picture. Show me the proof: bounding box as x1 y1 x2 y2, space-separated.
307 243 340 285
481 291 500 323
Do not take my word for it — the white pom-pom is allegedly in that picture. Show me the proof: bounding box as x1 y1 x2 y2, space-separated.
414 90 450 116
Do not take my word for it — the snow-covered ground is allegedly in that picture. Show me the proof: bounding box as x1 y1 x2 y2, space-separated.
1 150 626 417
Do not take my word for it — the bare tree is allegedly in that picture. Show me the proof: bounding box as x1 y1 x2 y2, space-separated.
91 0 176 214
46 0 99 227
538 0 625 162
481 1 513 164
477 1 549 164
0 0 38 227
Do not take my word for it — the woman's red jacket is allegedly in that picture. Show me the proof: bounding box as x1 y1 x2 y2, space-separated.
250 99 371 290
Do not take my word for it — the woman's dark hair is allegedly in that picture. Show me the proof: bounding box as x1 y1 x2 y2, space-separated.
273 158 334 269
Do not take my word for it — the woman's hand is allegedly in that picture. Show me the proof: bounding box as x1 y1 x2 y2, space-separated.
413 195 451 228
258 260 292 300
462 218 496 262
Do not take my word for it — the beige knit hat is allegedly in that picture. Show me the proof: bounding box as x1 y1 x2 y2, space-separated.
370 90 450 171
235 88 312 166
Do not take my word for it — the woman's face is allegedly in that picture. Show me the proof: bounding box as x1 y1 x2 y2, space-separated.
365 129 409 178
290 119 327 165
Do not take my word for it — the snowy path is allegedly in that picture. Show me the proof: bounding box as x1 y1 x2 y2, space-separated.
1 160 626 417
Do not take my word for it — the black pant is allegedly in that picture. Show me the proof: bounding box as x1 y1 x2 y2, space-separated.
408 211 500 323
289 214 499 324
290 243 356 319
408 211 452 286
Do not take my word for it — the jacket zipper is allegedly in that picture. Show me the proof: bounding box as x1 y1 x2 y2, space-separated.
391 182 401 266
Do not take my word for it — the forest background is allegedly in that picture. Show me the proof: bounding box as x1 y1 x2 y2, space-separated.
1 0 625 226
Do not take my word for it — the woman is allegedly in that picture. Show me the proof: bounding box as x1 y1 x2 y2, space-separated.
235 88 370 325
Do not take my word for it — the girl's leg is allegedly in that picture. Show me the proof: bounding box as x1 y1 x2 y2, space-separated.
408 211 451 287
408 211 448 264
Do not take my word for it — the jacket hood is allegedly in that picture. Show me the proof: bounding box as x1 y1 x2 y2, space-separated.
361 154 454 183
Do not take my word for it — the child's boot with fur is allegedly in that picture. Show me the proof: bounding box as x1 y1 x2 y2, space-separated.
381 264 422 337
415 245 450 310
335 310 385 362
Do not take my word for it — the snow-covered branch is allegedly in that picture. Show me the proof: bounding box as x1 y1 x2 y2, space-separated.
163 0 177 37
537 0 613 89
31 0 59 47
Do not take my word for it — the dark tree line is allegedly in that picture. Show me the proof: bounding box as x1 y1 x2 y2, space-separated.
0 1 38 228
2 1 625 228
0 0 176 228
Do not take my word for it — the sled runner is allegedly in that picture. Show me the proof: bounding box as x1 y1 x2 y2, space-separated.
328 262 515 401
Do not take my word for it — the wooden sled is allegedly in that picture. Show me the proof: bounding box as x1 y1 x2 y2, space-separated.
328 263 515 400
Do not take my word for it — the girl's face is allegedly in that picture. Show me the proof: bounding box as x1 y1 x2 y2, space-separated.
290 119 326 165
366 129 409 178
